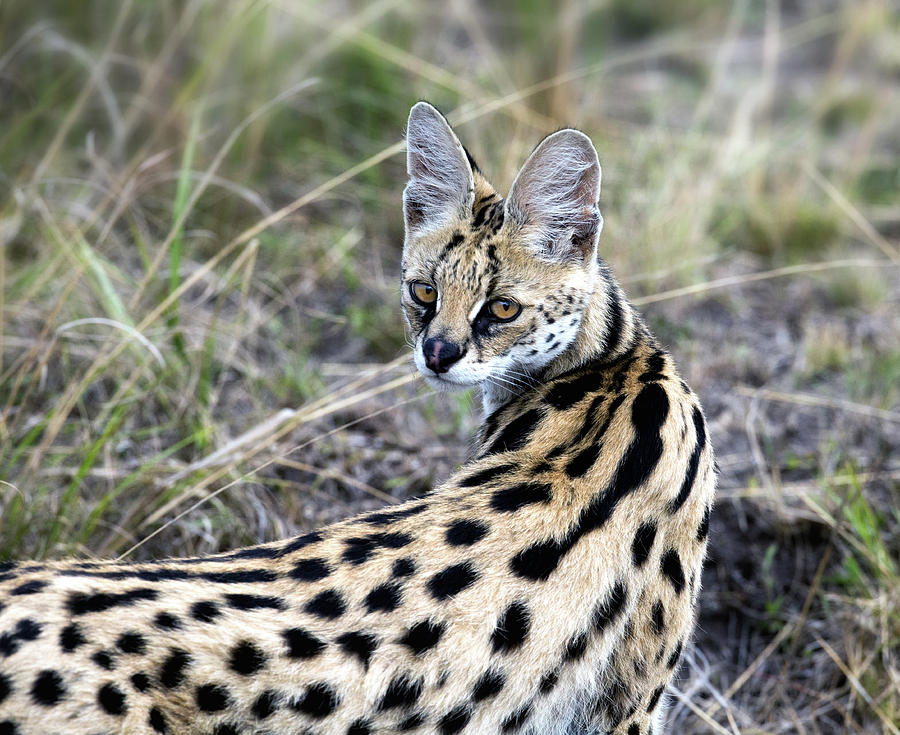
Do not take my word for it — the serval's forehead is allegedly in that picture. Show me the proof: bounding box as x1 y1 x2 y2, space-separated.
408 193 508 293
432 233 500 294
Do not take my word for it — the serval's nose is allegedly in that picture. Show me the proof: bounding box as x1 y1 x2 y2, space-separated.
423 337 462 374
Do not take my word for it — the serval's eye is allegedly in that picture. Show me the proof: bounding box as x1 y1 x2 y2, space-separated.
487 298 521 322
410 281 437 306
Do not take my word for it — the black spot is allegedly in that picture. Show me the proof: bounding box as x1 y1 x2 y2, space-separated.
459 463 517 487
392 557 416 578
603 291 624 356
0 721 19 735
343 531 414 565
364 582 403 613
638 351 667 382
439 704 471 734
376 531 414 548
252 690 278 719
491 601 530 653
305 588 346 619
427 562 478 600
117 631 146 655
667 640 684 670
651 600 665 635
472 669 505 701
446 519 489 546
544 371 604 411
360 504 426 526
149 706 168 733
224 593 284 610
131 672 150 692
213 725 239 735
539 670 559 694
30 669 65 706
337 631 379 668
219 546 277 560
0 633 17 658
564 631 589 661
473 200 492 228
628 725 640 735
347 719 372 735
631 521 657 567
15 619 40 642
60 623 86 652
397 713 425 730
153 612 182 630
294 682 339 718
190 600 220 622
378 674 423 710
594 581 628 632
483 408 543 456
0 673 10 704
279 530 324 554
490 483 552 512
341 537 378 565
59 566 275 584
670 407 707 514
202 569 276 584
290 557 331 582
98 682 126 715
614 384 669 493
67 587 158 615
229 640 267 675
159 649 190 689
661 549 685 594
697 505 711 541
196 683 230 712
10 579 46 596
647 685 665 712
283 627 326 659
501 702 533 732
399 620 445 655
92 650 115 670
510 538 567 581
565 443 602 478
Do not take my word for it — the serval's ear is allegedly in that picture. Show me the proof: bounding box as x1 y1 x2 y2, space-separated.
403 102 475 235
505 129 602 264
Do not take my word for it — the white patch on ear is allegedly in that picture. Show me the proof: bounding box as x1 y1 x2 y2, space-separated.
403 102 475 235
505 129 603 263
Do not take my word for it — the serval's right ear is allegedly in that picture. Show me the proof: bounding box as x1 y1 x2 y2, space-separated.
403 102 475 235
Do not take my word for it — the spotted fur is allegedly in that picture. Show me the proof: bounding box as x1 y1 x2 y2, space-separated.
0 102 714 735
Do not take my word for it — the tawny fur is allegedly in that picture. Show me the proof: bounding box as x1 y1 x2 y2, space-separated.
0 103 714 735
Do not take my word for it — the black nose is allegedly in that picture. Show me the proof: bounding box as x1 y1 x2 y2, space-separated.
423 337 463 374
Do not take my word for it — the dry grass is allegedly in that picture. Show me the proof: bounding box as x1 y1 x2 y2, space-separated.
1 0 898 731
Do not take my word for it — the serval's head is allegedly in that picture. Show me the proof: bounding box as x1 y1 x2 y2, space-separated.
400 102 604 404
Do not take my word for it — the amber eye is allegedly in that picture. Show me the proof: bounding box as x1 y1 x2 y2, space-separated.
410 281 437 306
487 298 521 322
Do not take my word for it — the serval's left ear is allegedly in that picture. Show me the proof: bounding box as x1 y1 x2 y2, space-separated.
403 102 475 236
506 129 602 264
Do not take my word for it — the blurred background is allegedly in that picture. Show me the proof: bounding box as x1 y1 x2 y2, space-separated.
1 0 898 731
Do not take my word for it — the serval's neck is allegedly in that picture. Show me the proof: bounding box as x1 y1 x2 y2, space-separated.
481 266 645 416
